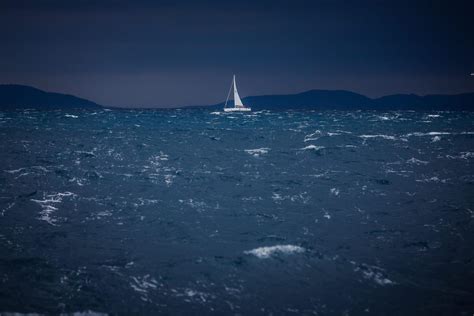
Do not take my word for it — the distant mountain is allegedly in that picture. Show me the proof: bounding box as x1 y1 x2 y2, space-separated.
0 84 102 109
243 90 372 110
373 93 474 110
202 89 474 111
1 84 473 111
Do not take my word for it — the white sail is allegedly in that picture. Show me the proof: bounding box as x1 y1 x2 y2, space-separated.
233 75 244 107
223 75 251 112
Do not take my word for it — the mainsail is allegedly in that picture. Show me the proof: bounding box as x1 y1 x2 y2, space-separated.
233 75 243 107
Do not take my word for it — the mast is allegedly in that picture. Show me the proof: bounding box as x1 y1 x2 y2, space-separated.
224 77 233 108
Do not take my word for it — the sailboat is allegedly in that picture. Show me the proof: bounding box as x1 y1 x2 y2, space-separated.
223 75 251 112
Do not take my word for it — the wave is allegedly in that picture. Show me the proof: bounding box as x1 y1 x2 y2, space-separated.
351 261 395 286
405 132 451 137
415 176 447 183
303 130 322 142
31 192 76 225
406 158 429 165
446 152 474 160
4 168 26 174
244 148 270 157
300 145 325 151
359 134 397 140
431 136 441 142
244 245 305 259
129 275 159 302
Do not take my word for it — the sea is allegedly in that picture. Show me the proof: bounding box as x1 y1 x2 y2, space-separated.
0 108 473 315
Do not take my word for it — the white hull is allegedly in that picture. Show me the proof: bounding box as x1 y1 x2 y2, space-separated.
223 107 251 112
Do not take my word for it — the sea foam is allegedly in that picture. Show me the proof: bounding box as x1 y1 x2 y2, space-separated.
244 148 270 157
301 145 325 151
244 245 305 259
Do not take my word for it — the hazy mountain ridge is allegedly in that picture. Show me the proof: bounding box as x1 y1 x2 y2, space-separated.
1 84 473 110
0 84 102 109
207 89 474 110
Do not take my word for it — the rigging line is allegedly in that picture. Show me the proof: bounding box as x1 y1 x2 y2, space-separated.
224 76 233 108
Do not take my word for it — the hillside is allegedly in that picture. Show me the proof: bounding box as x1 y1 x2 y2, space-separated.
0 84 102 109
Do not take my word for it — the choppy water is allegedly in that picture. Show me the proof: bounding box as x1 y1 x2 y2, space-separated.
1 109 473 315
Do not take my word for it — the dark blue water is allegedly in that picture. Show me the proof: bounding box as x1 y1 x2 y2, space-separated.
1 109 473 315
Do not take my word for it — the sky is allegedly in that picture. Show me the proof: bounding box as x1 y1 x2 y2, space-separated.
1 0 473 108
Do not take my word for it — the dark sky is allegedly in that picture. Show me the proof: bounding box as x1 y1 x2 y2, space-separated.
1 0 473 107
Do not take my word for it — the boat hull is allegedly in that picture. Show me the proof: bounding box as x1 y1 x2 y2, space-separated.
223 107 251 112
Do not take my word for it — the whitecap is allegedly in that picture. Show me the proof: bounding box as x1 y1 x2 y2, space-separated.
446 152 474 160
300 145 325 151
244 245 305 259
65 114 79 118
74 150 96 157
361 269 394 286
4 168 26 174
164 174 174 186
323 210 331 219
404 131 451 137
5 166 49 177
173 288 214 304
406 157 429 165
359 134 396 140
183 289 210 303
271 192 310 204
416 176 446 183
337 144 357 148
431 136 441 142
32 166 49 172
460 152 474 159
178 199 208 212
244 148 270 157
31 192 76 225
271 193 284 201
69 177 86 186
304 130 322 142
150 151 168 162
130 275 159 302
241 196 263 202
1 202 15 216
96 210 112 218
352 262 395 286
